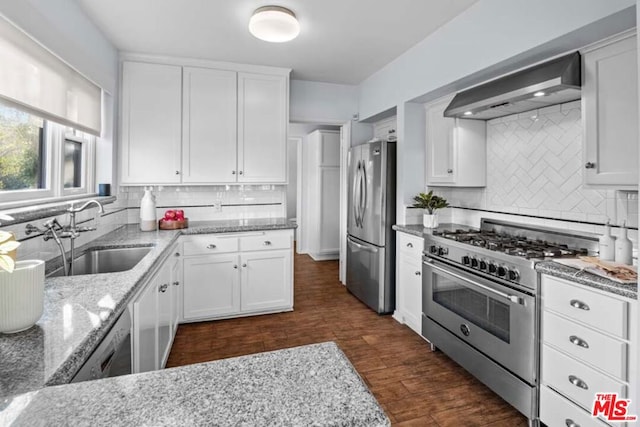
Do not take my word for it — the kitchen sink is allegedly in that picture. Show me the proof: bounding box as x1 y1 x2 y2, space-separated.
48 246 153 277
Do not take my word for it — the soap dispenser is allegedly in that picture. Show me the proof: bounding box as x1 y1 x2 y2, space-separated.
140 187 157 232
615 221 632 265
599 220 616 261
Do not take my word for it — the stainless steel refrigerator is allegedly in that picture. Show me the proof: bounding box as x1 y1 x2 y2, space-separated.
346 139 396 314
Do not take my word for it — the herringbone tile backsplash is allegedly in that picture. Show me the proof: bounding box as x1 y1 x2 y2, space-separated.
435 101 637 227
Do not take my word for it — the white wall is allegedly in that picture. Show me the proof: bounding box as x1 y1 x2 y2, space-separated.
290 80 358 124
358 0 635 120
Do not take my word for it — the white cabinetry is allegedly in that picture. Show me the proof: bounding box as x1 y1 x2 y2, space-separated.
182 67 237 183
131 243 181 373
373 116 396 141
181 230 294 322
120 62 182 184
238 73 288 183
583 33 638 187
425 96 486 187
540 275 637 427
120 59 289 185
303 130 340 260
394 232 424 334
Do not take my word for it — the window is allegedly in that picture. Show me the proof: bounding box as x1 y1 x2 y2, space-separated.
0 103 95 205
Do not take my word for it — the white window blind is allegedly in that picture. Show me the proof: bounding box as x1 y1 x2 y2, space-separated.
0 16 101 135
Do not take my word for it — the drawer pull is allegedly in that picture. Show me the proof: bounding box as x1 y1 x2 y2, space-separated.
172 281 180 287
159 283 168 293
263 240 272 246
406 242 413 248
415 271 421 276
206 244 217 249
569 335 589 349
569 299 590 311
242 263 247 268
568 375 588 390
565 419 581 427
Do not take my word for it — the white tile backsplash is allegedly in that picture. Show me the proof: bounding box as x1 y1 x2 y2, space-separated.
433 102 637 229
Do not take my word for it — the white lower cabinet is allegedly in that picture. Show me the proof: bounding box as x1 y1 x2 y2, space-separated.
181 230 294 321
131 243 181 373
540 275 636 427
394 232 424 334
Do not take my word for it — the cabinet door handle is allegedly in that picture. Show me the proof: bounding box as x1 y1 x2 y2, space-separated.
159 283 169 293
569 299 590 311
569 335 589 349
568 375 588 390
233 265 238 269
232 171 236 175
175 252 181 257
447 169 453 174
207 244 217 249
406 243 413 248
263 240 272 246
239 171 243 175
415 271 421 276
242 263 247 268
585 162 596 169
565 419 581 427
172 281 180 287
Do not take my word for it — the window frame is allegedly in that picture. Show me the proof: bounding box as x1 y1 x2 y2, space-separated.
0 106 97 207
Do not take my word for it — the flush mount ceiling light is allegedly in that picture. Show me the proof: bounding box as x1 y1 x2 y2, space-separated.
249 6 300 43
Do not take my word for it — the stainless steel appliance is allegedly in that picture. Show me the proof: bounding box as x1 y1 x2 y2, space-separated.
346 139 396 314
71 307 132 383
422 219 598 423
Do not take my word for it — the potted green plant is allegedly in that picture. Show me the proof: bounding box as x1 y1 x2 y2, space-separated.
0 216 45 333
412 191 449 228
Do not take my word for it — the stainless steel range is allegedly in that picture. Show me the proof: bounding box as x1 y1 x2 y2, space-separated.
422 218 598 424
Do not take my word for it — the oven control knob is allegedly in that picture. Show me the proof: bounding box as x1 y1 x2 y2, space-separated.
507 269 520 281
497 266 507 277
479 260 488 271
460 324 471 336
438 247 449 256
461 255 470 266
488 262 497 274
470 257 479 268
430 245 438 254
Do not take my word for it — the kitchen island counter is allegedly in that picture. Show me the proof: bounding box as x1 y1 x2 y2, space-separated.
0 342 389 427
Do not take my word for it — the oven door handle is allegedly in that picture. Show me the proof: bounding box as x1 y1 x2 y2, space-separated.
424 259 525 305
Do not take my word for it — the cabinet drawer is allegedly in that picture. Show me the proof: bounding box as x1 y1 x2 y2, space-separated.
544 311 627 380
540 386 611 427
240 232 291 252
543 345 626 411
397 232 423 258
182 235 239 256
542 276 628 339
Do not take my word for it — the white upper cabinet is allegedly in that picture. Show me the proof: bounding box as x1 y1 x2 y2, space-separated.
120 59 289 185
583 33 638 187
425 96 486 187
121 62 182 184
238 72 288 183
182 67 237 183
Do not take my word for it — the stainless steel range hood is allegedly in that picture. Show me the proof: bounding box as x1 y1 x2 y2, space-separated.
444 52 581 120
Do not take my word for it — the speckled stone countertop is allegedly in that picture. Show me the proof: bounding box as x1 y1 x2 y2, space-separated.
392 223 477 238
536 261 637 300
0 342 390 427
0 218 297 399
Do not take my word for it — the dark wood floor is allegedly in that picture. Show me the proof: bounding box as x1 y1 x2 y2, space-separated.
167 251 528 426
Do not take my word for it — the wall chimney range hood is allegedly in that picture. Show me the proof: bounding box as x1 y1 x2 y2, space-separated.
444 52 581 120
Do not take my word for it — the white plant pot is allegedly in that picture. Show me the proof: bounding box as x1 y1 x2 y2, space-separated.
0 260 45 333
423 213 439 228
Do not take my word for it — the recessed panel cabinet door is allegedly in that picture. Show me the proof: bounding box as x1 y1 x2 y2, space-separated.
182 67 238 183
121 61 182 184
426 97 455 185
238 72 287 183
240 250 292 312
157 271 173 369
183 254 240 320
133 278 158 373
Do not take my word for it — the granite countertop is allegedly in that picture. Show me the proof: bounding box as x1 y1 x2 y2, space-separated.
392 223 477 238
0 342 390 427
536 261 637 300
0 218 297 399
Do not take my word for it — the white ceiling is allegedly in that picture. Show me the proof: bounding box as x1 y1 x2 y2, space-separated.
76 0 478 85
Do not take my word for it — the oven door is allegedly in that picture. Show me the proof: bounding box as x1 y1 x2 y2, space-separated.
423 257 536 383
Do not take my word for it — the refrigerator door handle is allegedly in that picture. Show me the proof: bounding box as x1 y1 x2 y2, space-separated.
347 236 379 253
352 161 361 227
360 162 367 227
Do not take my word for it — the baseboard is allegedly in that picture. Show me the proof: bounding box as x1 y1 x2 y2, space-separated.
309 252 339 261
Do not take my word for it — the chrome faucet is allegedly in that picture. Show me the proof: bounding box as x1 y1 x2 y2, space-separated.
25 200 105 276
